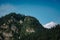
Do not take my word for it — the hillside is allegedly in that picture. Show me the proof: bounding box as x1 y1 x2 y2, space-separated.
0 12 44 40
0 12 60 40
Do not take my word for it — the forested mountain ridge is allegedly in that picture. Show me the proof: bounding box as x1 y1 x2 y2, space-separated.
0 12 60 40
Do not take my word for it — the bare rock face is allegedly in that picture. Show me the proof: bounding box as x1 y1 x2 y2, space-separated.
1 25 9 29
26 27 35 33
11 25 17 32
19 20 23 24
3 32 13 37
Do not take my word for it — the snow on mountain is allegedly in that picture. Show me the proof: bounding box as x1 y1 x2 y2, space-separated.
43 21 57 29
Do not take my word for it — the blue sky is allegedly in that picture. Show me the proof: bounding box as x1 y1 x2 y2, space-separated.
0 0 60 25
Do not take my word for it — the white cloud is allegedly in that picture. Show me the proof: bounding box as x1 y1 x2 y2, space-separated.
0 4 30 17
0 4 16 17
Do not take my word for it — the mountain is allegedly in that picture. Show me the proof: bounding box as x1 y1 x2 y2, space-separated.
0 12 43 40
0 12 60 40
43 21 57 29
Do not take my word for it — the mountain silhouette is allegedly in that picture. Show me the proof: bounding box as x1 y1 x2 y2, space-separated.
0 12 60 40
0 12 44 40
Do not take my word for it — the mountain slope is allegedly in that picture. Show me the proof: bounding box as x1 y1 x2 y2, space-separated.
0 12 60 40
0 12 43 40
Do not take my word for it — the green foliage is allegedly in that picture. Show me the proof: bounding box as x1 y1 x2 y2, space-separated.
0 12 60 40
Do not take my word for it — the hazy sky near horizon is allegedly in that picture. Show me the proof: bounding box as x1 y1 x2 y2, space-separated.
0 0 60 24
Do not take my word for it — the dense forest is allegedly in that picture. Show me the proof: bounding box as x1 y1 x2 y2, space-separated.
0 12 60 40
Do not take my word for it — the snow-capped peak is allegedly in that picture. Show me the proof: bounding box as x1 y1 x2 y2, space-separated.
43 21 57 29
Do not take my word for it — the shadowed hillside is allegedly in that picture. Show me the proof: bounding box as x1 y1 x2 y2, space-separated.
0 12 60 40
